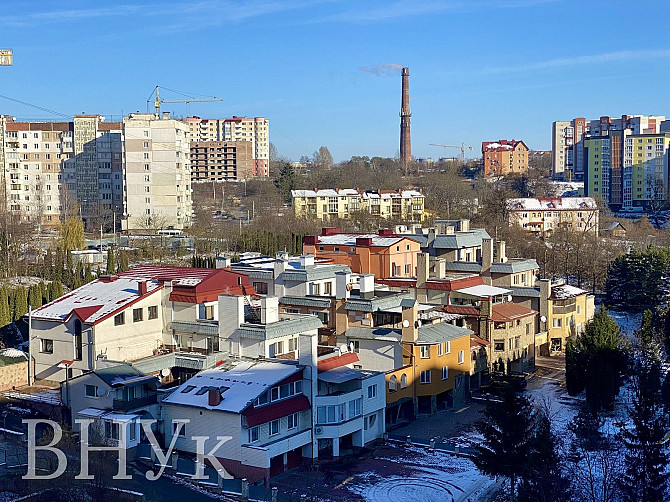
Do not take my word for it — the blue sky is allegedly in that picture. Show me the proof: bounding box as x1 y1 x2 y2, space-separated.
2 0 670 162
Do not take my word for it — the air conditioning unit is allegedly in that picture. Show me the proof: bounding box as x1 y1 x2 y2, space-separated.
315 427 323 435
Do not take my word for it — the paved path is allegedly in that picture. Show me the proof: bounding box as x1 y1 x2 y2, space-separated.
390 403 485 443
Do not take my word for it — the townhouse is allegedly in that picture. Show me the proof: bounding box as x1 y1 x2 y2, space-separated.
291 188 425 222
302 228 421 279
507 197 599 235
30 265 255 383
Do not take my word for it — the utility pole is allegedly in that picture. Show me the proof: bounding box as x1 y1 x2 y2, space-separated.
27 305 32 386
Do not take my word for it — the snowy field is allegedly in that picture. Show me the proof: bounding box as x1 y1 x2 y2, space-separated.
345 446 494 502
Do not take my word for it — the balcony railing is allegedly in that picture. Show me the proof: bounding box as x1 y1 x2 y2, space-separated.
112 394 157 412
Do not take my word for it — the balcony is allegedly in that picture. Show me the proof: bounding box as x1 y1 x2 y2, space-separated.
112 394 157 412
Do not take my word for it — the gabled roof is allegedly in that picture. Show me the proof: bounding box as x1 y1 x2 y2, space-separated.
32 277 161 325
432 229 490 250
490 259 539 274
550 284 587 300
162 360 303 413
317 352 360 372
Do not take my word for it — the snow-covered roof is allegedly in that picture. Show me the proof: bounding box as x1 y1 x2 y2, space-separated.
32 277 161 325
454 285 512 298
78 408 139 423
162 360 302 413
314 233 411 247
551 284 587 300
291 188 423 199
507 197 598 211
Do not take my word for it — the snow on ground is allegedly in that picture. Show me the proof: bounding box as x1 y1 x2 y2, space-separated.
607 310 642 339
346 445 494 502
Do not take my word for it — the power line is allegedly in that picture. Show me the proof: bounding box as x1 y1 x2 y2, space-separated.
0 93 70 118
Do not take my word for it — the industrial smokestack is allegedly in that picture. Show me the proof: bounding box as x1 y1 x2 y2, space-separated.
400 67 412 167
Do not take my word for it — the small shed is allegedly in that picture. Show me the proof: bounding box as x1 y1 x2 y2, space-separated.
601 221 626 238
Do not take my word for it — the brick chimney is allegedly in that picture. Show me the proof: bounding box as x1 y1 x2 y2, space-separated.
481 238 493 285
137 280 147 296
208 388 222 406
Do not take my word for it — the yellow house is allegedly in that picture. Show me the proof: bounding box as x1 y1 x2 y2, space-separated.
540 281 593 353
291 188 425 222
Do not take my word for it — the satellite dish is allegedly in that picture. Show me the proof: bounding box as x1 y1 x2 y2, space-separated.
160 368 170 377
540 315 547 323
340 344 349 354
402 320 410 328
415 320 422 328
507 295 513 302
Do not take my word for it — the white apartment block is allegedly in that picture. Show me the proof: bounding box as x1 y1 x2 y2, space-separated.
183 116 269 177
123 113 192 231
507 197 599 235
552 115 665 181
0 115 124 229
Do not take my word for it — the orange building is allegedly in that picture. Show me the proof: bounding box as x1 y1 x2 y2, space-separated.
482 139 529 177
303 228 421 280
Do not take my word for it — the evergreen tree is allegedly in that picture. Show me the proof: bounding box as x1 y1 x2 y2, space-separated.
619 359 669 502
518 411 571 502
13 287 28 322
273 162 298 204
84 264 93 284
96 266 102 278
473 388 536 501
569 405 604 451
106 248 116 275
28 286 41 310
52 280 64 299
566 308 629 411
117 250 129 273
0 287 11 328
73 262 83 289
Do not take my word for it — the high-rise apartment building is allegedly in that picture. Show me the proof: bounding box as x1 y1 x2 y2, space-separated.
0 115 124 229
552 115 666 181
123 113 192 231
481 139 529 177
190 141 253 181
183 116 269 178
584 131 670 210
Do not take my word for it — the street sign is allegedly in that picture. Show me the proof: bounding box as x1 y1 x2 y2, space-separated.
0 49 13 66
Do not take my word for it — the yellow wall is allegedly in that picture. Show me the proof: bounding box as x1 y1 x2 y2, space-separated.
405 336 471 397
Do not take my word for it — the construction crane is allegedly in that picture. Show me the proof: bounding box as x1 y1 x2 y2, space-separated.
147 86 222 117
429 142 474 163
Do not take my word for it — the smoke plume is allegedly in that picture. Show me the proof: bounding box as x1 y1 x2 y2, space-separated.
360 62 404 76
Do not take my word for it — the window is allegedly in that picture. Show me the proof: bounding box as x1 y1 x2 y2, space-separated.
203 304 214 320
400 373 408 388
442 366 449 380
105 421 120 440
312 283 320 295
577 305 581 314
420 370 431 384
133 308 143 322
248 426 259 442
40 338 53 354
552 318 562 328
445 341 451 354
458 350 464 364
389 375 397 392
129 421 136 441
348 398 362 419
173 422 186 437
324 282 332 295
287 412 299 430
269 419 280 436
352 340 360 353
437 343 443 356
148 306 158 320
114 312 125 326
367 384 377 399
420 345 430 359
252 281 268 294
85 385 98 398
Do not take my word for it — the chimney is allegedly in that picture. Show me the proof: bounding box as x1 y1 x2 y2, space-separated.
359 274 375 299
417 252 429 288
436 258 446 279
459 219 470 232
401 300 419 343
303 235 317 246
99 275 117 283
218 294 244 341
162 111 171 120
274 252 289 297
321 227 341 236
208 388 222 407
298 334 317 413
300 254 314 268
481 238 493 283
137 280 147 296
496 241 507 263
444 226 455 235
378 228 394 236
261 296 279 324
335 271 351 300
216 256 231 269
400 67 412 167
356 237 373 246
479 297 492 341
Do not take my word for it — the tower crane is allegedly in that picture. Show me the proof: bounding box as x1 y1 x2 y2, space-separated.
429 142 473 163
147 86 223 117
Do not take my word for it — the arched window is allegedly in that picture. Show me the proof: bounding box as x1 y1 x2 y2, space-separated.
400 373 407 389
388 375 397 392
74 319 82 361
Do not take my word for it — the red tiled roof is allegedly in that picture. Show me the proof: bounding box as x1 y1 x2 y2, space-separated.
243 395 311 427
317 352 359 372
443 305 480 317
66 305 103 323
470 334 490 349
490 302 537 322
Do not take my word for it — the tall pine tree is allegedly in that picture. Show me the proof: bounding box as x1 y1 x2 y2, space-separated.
619 358 669 502
106 248 116 275
473 388 536 501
